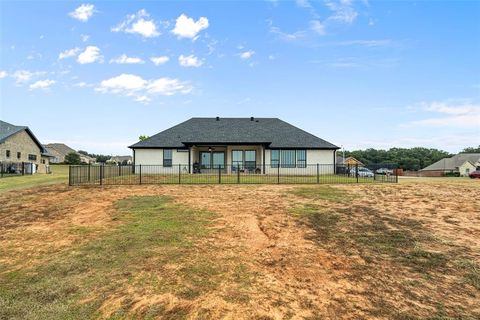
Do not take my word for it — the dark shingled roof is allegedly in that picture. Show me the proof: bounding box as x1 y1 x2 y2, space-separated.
130 117 339 149
0 120 50 155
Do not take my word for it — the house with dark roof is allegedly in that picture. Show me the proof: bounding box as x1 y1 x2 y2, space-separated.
420 153 480 177
129 117 339 174
0 120 53 173
45 143 96 164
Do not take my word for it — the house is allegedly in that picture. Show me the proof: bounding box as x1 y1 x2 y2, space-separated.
107 155 133 165
336 156 364 167
420 153 480 177
45 143 96 164
0 120 53 173
129 117 339 174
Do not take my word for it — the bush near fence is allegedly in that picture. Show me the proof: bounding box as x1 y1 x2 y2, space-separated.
69 163 398 186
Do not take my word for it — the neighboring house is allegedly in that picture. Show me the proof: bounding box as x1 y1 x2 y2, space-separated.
420 153 480 177
129 117 339 174
336 156 364 167
45 143 96 164
107 156 133 165
0 120 53 173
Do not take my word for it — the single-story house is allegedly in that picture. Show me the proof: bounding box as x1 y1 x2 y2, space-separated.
107 155 133 165
129 117 339 174
45 143 96 164
0 120 53 173
420 153 480 177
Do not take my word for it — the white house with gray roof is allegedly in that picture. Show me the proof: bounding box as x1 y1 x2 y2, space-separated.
420 153 480 176
129 117 339 175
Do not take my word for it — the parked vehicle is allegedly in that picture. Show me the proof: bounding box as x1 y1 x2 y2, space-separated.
350 167 375 178
469 170 480 179
376 168 393 175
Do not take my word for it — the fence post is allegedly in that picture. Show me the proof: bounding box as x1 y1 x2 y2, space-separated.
395 168 398 183
100 165 103 185
0 163 3 178
88 164 91 182
22 162 25 175
178 164 181 184
316 163 319 184
69 165 72 186
218 165 221 184
237 165 240 184
119 164 121 177
139 164 142 185
277 164 280 184
355 163 359 183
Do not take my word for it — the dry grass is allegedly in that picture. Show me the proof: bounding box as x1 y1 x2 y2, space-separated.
0 178 479 319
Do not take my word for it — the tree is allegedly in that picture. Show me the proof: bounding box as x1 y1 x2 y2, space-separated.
139 135 149 141
344 147 451 171
461 145 480 153
64 152 81 164
78 150 88 156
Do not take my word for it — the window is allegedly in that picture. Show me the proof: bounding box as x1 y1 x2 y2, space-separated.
271 149 306 168
6 150 10 158
296 150 306 168
200 152 211 169
163 149 172 167
17 152 21 159
28 154 37 161
281 150 296 168
271 150 279 168
212 152 225 169
232 150 243 170
245 150 256 169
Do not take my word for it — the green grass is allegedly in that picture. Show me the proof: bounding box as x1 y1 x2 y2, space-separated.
289 185 355 203
0 196 242 319
0 165 69 193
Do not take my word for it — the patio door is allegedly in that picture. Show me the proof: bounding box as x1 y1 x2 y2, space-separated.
200 151 225 169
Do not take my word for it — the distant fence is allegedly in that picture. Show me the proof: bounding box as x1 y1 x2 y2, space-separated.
0 162 34 178
69 163 398 186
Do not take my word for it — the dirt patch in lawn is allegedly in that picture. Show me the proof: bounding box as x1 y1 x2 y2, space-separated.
0 180 479 319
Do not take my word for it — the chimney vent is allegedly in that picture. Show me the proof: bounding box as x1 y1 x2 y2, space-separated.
216 116 220 121
250 117 254 121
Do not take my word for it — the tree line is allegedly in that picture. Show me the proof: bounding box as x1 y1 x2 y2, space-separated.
343 146 480 171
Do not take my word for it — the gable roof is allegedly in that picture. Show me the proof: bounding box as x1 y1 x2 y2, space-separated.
130 117 339 149
421 153 480 171
45 143 76 156
0 120 48 154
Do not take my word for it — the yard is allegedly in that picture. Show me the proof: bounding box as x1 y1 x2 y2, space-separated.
0 174 479 319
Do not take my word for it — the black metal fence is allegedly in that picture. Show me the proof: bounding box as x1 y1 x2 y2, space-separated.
0 161 34 178
69 163 398 186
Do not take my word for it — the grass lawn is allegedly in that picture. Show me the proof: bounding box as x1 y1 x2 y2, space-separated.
0 165 69 193
0 196 247 319
0 172 478 318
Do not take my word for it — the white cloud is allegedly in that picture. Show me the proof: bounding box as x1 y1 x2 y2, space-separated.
239 50 255 60
110 54 144 64
310 20 326 35
97 74 146 93
96 73 192 102
150 56 169 65
69 4 95 22
268 20 306 41
77 46 103 64
0 71 7 79
59 47 80 60
268 55 275 60
29 79 55 90
325 0 358 24
81 34 90 42
146 78 192 95
408 101 480 128
12 70 41 83
172 14 209 39
178 54 203 67
112 9 160 38
74 82 88 87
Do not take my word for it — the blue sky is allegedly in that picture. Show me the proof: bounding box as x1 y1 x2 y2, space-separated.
0 0 479 155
